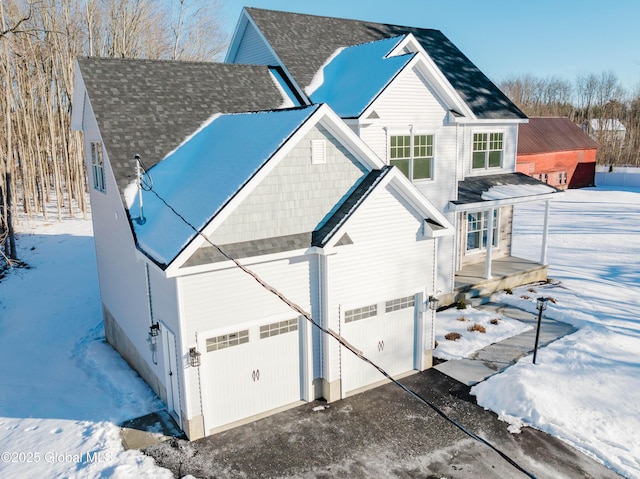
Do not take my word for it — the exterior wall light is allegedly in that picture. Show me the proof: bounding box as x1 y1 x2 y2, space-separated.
428 295 440 311
533 297 548 364
149 323 160 337
189 347 201 368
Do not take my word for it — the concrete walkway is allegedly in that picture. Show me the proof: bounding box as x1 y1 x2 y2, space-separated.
434 302 576 386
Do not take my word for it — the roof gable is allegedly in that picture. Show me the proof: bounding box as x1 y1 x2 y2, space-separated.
75 58 293 200
518 117 599 155
243 7 526 121
130 106 319 266
307 36 414 118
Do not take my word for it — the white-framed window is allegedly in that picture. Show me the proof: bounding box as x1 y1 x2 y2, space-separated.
385 295 415 313
90 141 106 192
389 133 434 181
260 318 298 339
345 304 377 323
466 210 499 251
472 132 503 169
206 329 249 352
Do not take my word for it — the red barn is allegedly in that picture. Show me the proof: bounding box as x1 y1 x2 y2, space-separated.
517 117 598 189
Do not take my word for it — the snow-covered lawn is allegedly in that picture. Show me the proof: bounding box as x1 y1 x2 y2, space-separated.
473 187 640 479
1 186 638 478
0 218 172 478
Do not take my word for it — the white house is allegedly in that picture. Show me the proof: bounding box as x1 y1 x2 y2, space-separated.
226 8 563 303
73 8 562 441
73 58 453 439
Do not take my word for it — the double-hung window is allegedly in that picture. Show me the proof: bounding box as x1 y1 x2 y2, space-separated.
91 141 106 192
466 210 498 251
390 134 434 181
472 133 503 169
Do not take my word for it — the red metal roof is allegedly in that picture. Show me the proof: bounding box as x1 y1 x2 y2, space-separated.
518 117 599 155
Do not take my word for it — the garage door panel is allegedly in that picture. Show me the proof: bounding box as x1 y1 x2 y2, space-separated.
342 301 417 394
202 318 302 432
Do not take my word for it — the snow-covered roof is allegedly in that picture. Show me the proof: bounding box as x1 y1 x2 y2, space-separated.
129 106 319 266
589 119 626 131
307 36 414 118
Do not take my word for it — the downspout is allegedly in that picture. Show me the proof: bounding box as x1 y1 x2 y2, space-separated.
540 200 551 265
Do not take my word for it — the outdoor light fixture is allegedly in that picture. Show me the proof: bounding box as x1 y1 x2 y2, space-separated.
533 297 548 364
428 295 440 311
189 347 201 368
149 323 160 337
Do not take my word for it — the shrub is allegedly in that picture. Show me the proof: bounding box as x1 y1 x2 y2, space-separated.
434 340 439 348
520 295 531 300
457 316 467 322
503 288 513 295
467 323 486 333
490 318 500 325
456 299 467 309
548 297 557 304
527 287 537 293
444 332 462 341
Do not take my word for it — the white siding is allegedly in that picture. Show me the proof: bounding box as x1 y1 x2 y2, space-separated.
323 183 434 383
359 66 459 212
210 125 367 245
231 22 278 65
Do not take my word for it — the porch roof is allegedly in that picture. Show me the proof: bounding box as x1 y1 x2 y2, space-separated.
449 172 562 211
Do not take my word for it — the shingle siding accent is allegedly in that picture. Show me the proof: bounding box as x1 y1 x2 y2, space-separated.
208 125 368 245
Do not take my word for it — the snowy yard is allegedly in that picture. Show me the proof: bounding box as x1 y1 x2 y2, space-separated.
0 186 639 478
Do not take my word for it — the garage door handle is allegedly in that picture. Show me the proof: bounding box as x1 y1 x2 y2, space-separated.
378 340 384 351
252 369 260 381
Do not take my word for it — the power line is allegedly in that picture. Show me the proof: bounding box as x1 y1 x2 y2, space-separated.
145 185 538 479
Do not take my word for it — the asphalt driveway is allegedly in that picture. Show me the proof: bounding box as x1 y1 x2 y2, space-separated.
145 368 620 479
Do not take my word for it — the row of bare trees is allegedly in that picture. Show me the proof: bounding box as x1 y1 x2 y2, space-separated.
0 0 227 264
499 72 640 167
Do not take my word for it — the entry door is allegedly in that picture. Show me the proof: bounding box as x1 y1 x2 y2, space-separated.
341 299 417 395
162 327 181 425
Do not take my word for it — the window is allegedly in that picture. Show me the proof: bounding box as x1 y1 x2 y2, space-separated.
385 296 415 313
260 318 298 339
345 304 377 323
206 330 249 352
390 134 434 180
472 133 503 169
466 210 498 251
91 141 106 192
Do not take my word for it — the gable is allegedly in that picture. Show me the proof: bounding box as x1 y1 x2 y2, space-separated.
129 106 320 267
230 18 279 65
243 8 526 121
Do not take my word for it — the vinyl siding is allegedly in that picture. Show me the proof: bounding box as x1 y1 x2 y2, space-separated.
232 21 278 65
323 183 434 381
210 125 368 245
359 66 458 212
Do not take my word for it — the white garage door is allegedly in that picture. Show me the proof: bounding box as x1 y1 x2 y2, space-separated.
341 295 417 395
202 317 302 433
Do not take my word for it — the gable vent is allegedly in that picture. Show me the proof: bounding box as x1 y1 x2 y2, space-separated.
311 139 326 164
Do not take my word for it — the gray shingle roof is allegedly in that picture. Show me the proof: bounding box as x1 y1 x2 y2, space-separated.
452 172 562 205
245 8 526 120
77 57 289 200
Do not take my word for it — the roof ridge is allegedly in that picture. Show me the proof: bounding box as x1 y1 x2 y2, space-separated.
78 56 273 69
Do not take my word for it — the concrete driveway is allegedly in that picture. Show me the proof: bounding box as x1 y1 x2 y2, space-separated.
145 369 620 479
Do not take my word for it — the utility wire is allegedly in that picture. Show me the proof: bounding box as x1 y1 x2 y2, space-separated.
146 185 538 479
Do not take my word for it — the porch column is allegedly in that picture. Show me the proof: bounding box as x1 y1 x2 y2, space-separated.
540 200 551 265
484 207 495 279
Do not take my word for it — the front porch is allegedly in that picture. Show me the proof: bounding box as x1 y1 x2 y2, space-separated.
440 256 548 307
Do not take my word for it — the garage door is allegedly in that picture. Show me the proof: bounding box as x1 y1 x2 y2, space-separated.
341 295 417 395
201 317 302 433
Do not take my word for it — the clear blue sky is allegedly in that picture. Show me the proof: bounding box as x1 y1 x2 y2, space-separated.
220 0 640 92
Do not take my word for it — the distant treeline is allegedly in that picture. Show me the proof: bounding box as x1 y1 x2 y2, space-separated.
0 0 226 263
499 73 640 167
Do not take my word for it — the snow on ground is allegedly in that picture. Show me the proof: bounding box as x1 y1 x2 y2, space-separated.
1 186 639 478
0 216 172 478
433 305 531 360
472 187 640 479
